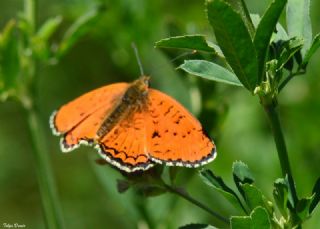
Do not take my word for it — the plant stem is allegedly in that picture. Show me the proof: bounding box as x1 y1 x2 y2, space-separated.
262 101 298 206
163 183 229 225
22 0 64 227
26 105 65 229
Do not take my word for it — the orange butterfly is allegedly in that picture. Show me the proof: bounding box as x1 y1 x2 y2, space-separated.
50 76 216 172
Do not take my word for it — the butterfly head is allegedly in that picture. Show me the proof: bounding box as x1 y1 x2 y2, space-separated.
122 76 150 104
134 75 150 92
138 75 150 87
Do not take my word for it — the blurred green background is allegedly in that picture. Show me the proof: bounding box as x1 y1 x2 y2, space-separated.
0 0 320 228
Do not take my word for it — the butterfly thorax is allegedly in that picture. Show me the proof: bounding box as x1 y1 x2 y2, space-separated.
95 76 150 139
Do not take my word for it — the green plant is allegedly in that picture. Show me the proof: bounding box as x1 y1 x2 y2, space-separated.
0 0 105 228
151 0 320 228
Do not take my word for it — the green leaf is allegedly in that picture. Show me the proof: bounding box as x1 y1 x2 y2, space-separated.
286 0 312 56
155 35 217 53
273 178 289 216
277 37 304 70
250 207 271 229
241 184 273 215
0 20 15 47
36 16 63 42
250 14 260 28
296 196 314 221
224 0 255 37
231 207 271 229
232 161 255 188
0 19 20 92
309 177 320 213
230 216 251 229
179 60 242 86
56 4 106 58
200 169 246 213
250 14 288 43
206 0 258 91
301 33 320 69
179 223 217 229
253 0 287 84
32 16 63 61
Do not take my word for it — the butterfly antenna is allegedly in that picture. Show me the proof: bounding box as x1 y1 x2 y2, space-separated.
131 42 145 76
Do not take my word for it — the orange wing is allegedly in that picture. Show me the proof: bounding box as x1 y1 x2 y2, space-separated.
145 89 216 167
50 83 128 151
97 111 153 172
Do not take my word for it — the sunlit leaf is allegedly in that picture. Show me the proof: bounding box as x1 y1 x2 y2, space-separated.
286 0 312 56
206 0 258 91
178 60 242 86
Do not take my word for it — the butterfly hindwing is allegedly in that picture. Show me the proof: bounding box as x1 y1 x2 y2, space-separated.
97 110 153 172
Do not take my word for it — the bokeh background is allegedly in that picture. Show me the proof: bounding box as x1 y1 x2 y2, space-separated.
0 0 320 228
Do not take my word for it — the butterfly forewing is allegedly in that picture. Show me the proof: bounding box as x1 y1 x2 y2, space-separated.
145 89 216 167
51 83 128 135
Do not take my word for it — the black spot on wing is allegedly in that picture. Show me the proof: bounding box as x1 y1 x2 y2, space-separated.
164 105 174 116
152 131 161 138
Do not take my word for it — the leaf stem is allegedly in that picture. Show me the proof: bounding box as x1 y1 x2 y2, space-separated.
262 100 298 206
163 183 229 225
